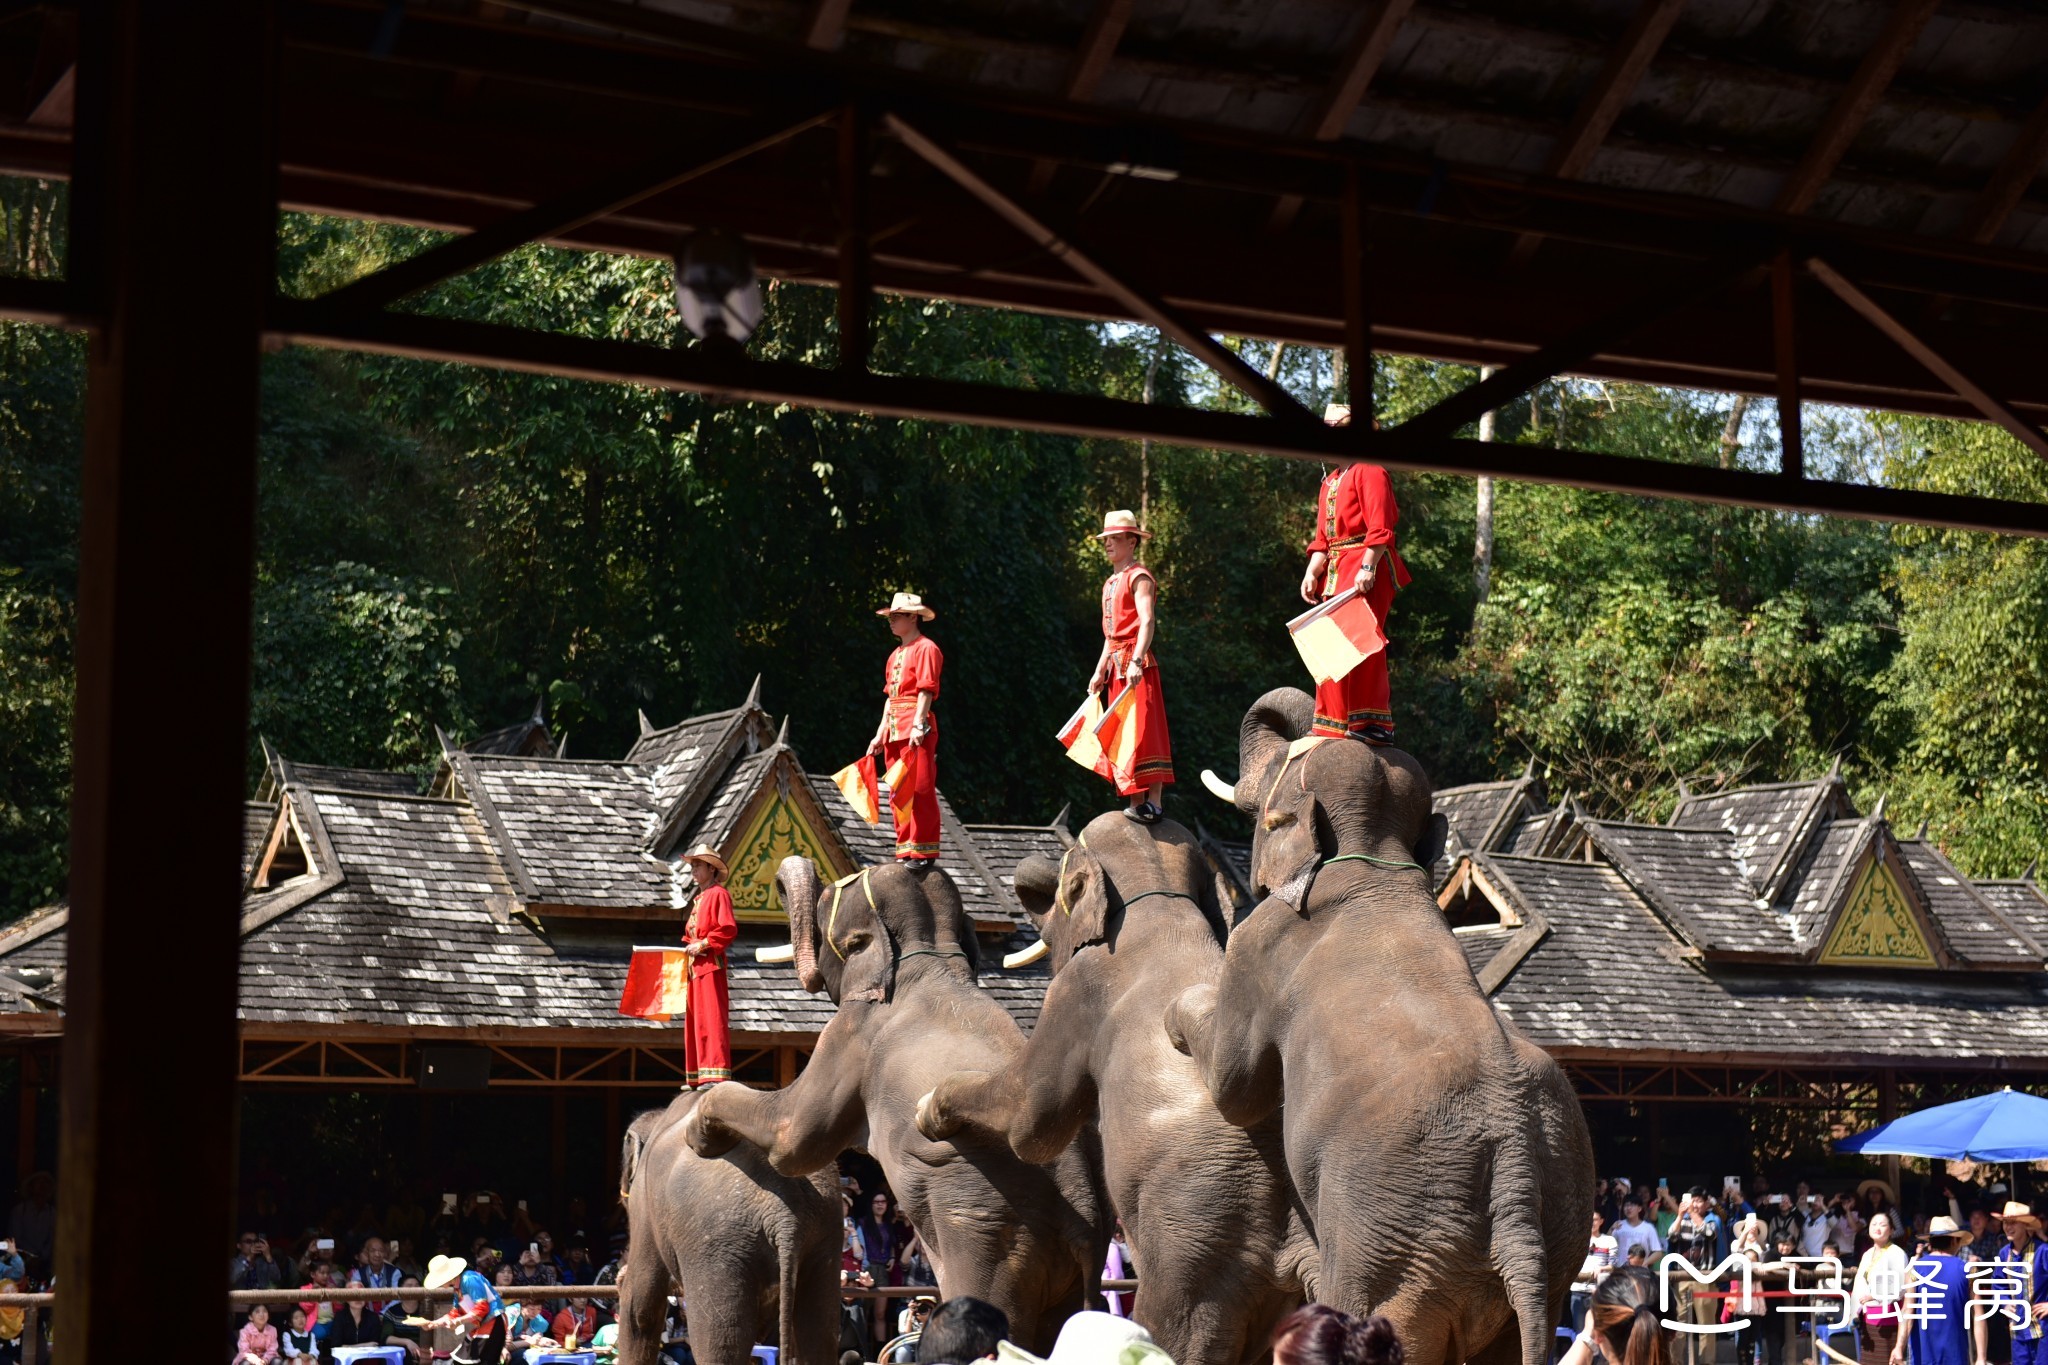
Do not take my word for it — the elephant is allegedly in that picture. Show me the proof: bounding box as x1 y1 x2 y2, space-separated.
685 856 1109 1353
1165 688 1594 1365
913 811 1313 1364
614 1091 843 1365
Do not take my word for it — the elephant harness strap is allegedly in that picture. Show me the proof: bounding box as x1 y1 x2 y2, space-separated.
1053 837 1199 915
824 867 877 961
1256 738 1425 872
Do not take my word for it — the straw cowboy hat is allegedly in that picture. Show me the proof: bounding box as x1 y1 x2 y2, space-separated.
1858 1178 1899 1207
1096 509 1151 540
1926 1216 1972 1246
424 1254 467 1291
2002 1201 2042 1229
876 591 935 620
680 844 728 877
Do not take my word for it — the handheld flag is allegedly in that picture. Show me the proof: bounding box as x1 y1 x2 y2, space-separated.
619 946 691 1021
1287 587 1387 685
1092 682 1145 790
830 757 883 825
1056 692 1114 779
880 750 914 833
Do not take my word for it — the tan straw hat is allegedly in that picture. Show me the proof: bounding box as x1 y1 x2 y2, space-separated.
1926 1216 1971 1245
681 844 728 876
1095 509 1151 540
423 1254 466 1290
2002 1201 2041 1228
876 591 935 620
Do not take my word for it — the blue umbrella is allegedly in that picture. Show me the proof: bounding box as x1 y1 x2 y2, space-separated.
1837 1087 2048 1162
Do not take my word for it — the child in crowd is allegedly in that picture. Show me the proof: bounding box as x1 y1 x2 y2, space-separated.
236 1304 280 1365
280 1307 316 1363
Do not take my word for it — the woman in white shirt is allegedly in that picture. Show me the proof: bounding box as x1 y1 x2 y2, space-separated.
1853 1213 1907 1365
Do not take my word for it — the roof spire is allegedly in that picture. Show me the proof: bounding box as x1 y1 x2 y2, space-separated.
434 725 458 758
744 673 763 711
554 735 569 759
1916 820 1929 839
1827 753 1843 779
1521 756 1537 780
774 714 791 749
1051 802 1072 835
638 709 654 737
2025 859 2039 882
1869 793 1887 822
531 695 546 726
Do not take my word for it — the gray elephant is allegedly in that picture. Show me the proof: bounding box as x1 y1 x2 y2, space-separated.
614 1092 842 1365
914 812 1312 1364
685 857 1108 1353
1166 688 1594 1365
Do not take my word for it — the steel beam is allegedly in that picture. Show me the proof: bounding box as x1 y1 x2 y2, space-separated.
1378 250 1772 455
318 107 835 313
267 299 2048 538
1809 255 2048 463
884 111 1319 423
1773 251 1803 481
61 4 271 1365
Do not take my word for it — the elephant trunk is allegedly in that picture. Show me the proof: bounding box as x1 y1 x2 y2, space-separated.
1238 687 1316 814
775 855 826 994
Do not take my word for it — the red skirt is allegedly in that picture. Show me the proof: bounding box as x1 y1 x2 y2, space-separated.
882 735 941 861
1312 558 1396 739
1107 647 1174 796
684 962 731 1086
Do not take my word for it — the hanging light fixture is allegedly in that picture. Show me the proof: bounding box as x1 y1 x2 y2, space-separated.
675 229 763 344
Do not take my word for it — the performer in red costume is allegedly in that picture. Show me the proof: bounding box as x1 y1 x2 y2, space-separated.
1090 509 1174 821
1301 422 1412 742
680 844 737 1086
867 592 944 864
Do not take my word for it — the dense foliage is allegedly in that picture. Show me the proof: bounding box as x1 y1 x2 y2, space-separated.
2 180 2045 920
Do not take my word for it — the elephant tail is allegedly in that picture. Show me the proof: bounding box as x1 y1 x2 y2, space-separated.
1491 1213 1553 1365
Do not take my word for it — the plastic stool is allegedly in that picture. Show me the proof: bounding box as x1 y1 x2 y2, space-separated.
750 1347 778 1365
333 1348 407 1365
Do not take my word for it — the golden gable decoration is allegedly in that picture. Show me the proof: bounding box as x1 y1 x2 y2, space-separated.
1819 855 1936 967
725 793 845 923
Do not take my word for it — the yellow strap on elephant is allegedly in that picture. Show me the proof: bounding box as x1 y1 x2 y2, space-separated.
1053 832 1091 917
824 866 875 961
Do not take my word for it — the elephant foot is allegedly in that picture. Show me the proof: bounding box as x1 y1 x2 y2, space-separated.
682 1097 739 1159
1163 982 1216 1057
913 1088 956 1141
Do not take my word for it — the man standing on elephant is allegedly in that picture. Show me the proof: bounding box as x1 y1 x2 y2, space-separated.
1090 510 1173 822
680 845 737 1086
868 592 944 864
1301 412 1411 743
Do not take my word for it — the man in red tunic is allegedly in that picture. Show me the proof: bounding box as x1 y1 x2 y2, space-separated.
680 844 737 1086
1301 445 1412 742
1090 509 1174 822
867 592 944 863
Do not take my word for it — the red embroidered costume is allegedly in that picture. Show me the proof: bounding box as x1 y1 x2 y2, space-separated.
882 635 944 861
683 881 736 1085
1307 462 1411 739
1100 562 1174 795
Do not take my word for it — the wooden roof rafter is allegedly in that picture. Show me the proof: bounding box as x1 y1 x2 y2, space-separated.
1265 0 1414 232
1772 0 1943 217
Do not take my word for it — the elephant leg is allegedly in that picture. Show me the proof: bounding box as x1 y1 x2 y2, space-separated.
615 1256 673 1365
784 1234 842 1365
685 1289 759 1365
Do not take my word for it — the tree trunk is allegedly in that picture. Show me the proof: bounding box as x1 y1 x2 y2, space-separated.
1719 394 1750 469
1474 366 1498 612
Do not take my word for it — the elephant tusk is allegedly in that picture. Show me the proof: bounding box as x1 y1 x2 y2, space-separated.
755 943 796 965
1002 938 1051 969
1200 769 1238 803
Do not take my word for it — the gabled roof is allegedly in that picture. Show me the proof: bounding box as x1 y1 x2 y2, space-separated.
1981 880 2048 953
1462 851 2048 1064
1434 769 1544 855
1898 839 2044 967
1775 819 1870 950
462 698 555 757
455 752 680 910
1669 771 1851 904
1582 819 1800 957
965 814 1073 907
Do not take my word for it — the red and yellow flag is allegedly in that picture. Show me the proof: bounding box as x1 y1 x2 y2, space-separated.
1287 587 1387 685
1092 683 1144 789
618 946 691 1021
880 751 913 830
1056 692 1114 780
830 756 883 825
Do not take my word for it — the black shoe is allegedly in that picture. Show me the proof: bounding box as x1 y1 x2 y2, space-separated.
1358 724 1395 746
1124 801 1163 824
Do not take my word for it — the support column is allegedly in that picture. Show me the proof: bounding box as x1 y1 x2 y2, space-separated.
15 1053 35 1190
58 7 271 1363
550 1092 569 1220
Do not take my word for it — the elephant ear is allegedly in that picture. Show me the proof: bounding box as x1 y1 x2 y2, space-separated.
1012 853 1061 928
822 871 896 1004
1256 755 1326 913
1415 812 1449 872
1049 846 1114 971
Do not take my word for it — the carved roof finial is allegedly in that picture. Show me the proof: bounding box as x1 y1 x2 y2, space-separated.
775 714 791 749
1051 802 1073 835
530 695 546 726
1870 794 1887 822
2025 859 2039 882
744 673 763 710
637 709 654 737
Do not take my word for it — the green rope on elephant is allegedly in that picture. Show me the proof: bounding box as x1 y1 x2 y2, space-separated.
1322 852 1426 871
1121 889 1198 907
897 949 970 961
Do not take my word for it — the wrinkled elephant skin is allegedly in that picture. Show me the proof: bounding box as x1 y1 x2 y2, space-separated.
1170 688 1595 1365
917 812 1313 1364
684 858 1108 1354
615 1093 841 1365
